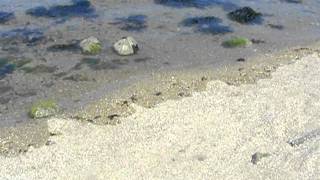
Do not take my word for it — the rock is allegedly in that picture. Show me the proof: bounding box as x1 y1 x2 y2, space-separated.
222 37 252 48
79 36 102 55
228 7 262 24
113 36 139 56
251 152 270 164
29 99 58 119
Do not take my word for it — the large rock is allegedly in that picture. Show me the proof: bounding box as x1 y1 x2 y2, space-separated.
79 36 102 55
113 36 139 56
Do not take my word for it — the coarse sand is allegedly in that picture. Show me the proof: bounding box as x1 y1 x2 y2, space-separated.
0 54 320 179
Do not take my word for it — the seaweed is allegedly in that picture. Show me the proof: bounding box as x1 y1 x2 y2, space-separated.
26 0 96 19
181 16 232 34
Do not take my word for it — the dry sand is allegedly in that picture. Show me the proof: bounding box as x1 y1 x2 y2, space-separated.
1 53 320 179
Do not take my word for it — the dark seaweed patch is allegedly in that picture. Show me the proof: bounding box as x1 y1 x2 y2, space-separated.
111 15 147 32
228 7 263 24
0 28 45 45
180 16 232 34
0 12 15 24
154 0 238 10
76 58 119 70
0 57 32 78
281 0 302 3
26 0 96 19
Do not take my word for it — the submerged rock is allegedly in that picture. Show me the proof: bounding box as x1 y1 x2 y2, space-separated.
222 37 252 48
0 12 15 24
79 36 102 55
228 7 262 24
113 36 139 56
29 99 58 119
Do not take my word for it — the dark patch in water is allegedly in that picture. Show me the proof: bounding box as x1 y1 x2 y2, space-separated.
111 59 129 65
228 7 263 24
0 12 15 24
154 0 238 10
21 65 57 74
180 16 232 34
134 57 152 63
110 15 147 32
0 28 45 45
281 0 302 3
267 23 284 30
26 0 96 19
75 58 119 70
0 57 32 79
47 40 80 52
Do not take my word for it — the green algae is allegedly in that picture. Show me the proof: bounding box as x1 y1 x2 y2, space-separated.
222 37 251 48
29 99 58 119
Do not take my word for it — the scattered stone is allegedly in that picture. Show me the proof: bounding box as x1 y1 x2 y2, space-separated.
251 152 271 164
0 12 15 24
45 140 56 146
29 99 59 119
222 37 252 48
288 129 320 147
237 58 246 62
201 76 208 81
130 94 138 102
79 36 102 55
113 36 139 56
228 7 262 24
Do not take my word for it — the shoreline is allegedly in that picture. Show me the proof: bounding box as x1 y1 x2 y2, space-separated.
1 48 320 179
0 42 319 156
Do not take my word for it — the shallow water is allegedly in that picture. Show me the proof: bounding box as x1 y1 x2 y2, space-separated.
0 0 320 126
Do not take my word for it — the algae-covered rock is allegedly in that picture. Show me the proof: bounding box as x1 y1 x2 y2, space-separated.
113 36 139 56
29 99 58 119
222 37 252 48
79 36 102 55
228 7 261 24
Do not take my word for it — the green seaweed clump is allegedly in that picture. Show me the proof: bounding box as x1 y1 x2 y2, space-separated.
29 99 58 119
222 37 251 48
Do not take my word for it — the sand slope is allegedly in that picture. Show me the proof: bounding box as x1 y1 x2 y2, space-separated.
1 54 320 180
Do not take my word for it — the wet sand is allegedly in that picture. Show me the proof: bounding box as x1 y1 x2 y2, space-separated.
1 52 319 179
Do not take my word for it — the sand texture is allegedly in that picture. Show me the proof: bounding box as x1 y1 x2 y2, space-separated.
1 54 320 179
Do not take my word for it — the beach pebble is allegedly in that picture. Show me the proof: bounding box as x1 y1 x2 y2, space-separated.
29 100 58 119
113 36 139 56
228 7 261 24
79 36 102 55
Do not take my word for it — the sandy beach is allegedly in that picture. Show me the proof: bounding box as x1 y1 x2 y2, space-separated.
0 53 319 179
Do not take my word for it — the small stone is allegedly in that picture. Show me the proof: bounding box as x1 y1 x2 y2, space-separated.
251 152 270 164
29 99 58 119
79 36 102 55
113 36 139 56
237 58 246 62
